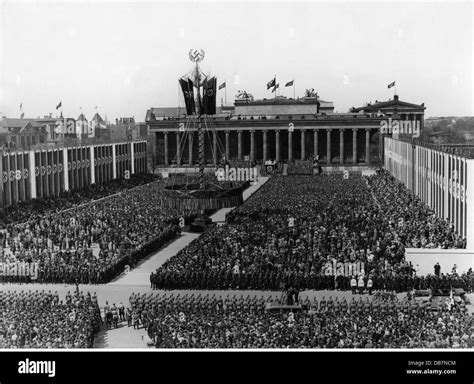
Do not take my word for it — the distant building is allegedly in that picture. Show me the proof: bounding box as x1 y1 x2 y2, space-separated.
76 113 90 139
90 113 110 140
108 117 146 142
0 117 48 150
351 95 425 128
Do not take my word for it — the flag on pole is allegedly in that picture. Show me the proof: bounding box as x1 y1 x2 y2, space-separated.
267 77 276 89
285 80 294 87
20 102 23 110
56 101 62 110
271 83 279 93
387 81 396 89
218 81 226 90
20 112 25 119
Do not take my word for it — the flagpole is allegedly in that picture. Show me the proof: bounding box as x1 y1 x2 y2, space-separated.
274 74 277 101
293 80 295 100
225 82 227 105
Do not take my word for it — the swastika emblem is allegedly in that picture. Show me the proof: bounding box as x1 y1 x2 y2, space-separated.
189 48 205 63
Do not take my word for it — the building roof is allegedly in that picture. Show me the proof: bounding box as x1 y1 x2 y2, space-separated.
147 107 185 120
234 96 333 107
91 113 104 123
0 117 42 129
351 95 425 113
118 117 135 124
77 113 88 121
0 118 47 136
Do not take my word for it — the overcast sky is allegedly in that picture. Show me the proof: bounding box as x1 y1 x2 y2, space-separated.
1 0 472 121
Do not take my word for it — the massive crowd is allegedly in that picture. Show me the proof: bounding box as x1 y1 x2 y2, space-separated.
151 171 467 291
367 170 465 248
0 178 198 284
1 174 159 226
0 290 101 348
130 292 473 349
286 159 314 175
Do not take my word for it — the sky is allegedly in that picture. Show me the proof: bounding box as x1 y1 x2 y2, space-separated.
1 0 473 121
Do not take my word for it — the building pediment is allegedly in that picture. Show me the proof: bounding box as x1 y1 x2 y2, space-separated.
19 121 38 133
352 95 425 113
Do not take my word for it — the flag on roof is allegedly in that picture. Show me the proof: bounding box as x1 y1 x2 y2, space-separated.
267 77 276 90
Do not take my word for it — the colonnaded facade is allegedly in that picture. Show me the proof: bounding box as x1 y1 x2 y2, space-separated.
146 95 425 167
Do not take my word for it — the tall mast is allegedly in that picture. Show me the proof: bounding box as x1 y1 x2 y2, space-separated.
186 49 206 190
195 61 205 190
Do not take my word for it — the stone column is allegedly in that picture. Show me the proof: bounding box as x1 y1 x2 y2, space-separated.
314 129 318 158
164 131 169 165
237 130 242 160
176 132 181 166
213 131 217 165
339 129 344 164
352 129 357 164
288 130 293 161
326 129 331 163
188 131 193 166
365 129 370 163
301 130 306 160
250 130 255 162
263 130 268 162
225 131 230 160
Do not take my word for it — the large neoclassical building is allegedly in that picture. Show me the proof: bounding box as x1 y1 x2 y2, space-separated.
145 94 425 167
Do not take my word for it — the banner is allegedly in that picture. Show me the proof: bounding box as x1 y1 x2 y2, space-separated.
179 78 196 116
202 77 217 115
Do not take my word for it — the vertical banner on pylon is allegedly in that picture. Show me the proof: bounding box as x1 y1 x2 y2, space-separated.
34 151 41 199
103 146 107 181
67 148 72 191
39 151 47 197
59 148 64 193
23 151 30 200
54 149 60 196
112 144 117 179
96 147 100 184
47 151 53 197
10 153 18 204
18 152 25 202
76 147 82 189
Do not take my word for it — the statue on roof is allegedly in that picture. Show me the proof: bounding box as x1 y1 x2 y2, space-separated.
235 90 254 101
305 88 318 98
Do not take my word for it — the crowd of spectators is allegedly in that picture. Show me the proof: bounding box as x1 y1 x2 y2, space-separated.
1 174 160 226
286 160 314 175
0 290 101 348
130 292 473 349
152 172 467 291
367 170 465 248
0 179 198 284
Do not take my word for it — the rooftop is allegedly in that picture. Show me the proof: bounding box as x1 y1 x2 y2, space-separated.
351 95 425 113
